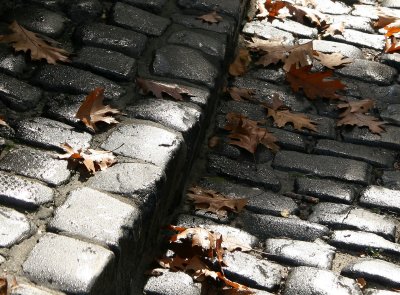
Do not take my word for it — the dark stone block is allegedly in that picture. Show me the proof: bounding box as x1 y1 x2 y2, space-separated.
74 23 147 58
119 0 167 13
273 151 372 185
29 0 65 10
380 104 400 126
32 64 125 99
0 73 42 112
382 170 400 190
380 53 400 71
14 117 92 151
178 0 241 19
247 68 286 84
218 100 266 121
330 29 385 50
171 13 235 35
168 30 226 60
66 0 102 23
72 46 136 81
0 44 26 76
314 139 396 168
44 93 84 127
269 127 307 152
111 2 170 36
295 177 355 204
309 202 397 241
240 211 330 241
153 45 219 88
208 154 281 191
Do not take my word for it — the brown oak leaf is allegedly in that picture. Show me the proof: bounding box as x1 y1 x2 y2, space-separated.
136 78 192 100
187 186 248 217
0 21 70 64
322 21 345 37
75 87 121 131
374 13 398 29
0 116 8 127
385 37 400 53
229 49 251 76
227 87 256 102
197 11 223 24
58 143 117 174
256 0 288 19
286 65 346 100
287 4 327 27
0 278 6 295
313 51 353 69
283 41 313 72
224 112 279 153
337 99 374 114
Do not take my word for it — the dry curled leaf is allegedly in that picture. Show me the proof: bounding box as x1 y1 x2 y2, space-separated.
58 143 117 174
0 117 8 127
197 11 223 24
313 51 353 69
227 87 256 102
385 36 400 53
229 49 251 76
286 65 346 100
322 21 345 37
75 87 121 131
356 278 367 289
0 278 6 295
256 0 288 19
136 78 192 101
267 108 318 132
287 4 327 28
224 112 279 153
0 21 70 64
187 186 248 217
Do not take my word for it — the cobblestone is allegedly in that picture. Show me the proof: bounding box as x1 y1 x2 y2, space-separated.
360 185 400 213
382 171 400 190
342 125 400 150
143 271 201 295
171 13 235 35
0 45 26 76
0 206 33 247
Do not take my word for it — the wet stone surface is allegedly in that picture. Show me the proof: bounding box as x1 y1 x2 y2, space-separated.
265 238 336 269
0 206 33 247
341 259 400 288
360 185 400 213
0 147 71 186
0 171 54 209
381 170 400 190
121 0 167 13
143 271 201 295
171 13 235 35
342 125 400 150
0 45 26 77
177 0 241 19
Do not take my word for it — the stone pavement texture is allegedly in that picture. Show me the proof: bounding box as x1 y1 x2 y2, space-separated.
0 0 399 295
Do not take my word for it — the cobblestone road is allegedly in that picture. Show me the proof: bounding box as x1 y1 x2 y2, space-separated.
0 0 399 294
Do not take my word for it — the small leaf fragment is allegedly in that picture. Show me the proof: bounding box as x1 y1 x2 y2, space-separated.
313 52 353 69
197 11 223 24
136 78 192 101
0 116 8 127
229 49 251 76
227 87 256 102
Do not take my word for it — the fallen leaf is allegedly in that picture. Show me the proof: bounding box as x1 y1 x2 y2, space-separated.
75 87 121 131
187 186 248 217
286 65 346 100
283 41 313 72
0 116 8 127
313 52 353 69
287 4 327 27
227 87 256 102
0 278 6 295
229 49 251 76
337 99 374 114
197 11 223 24
374 13 398 29
256 0 288 19
356 278 367 289
224 112 279 153
384 25 400 38
322 21 345 37
280 209 290 217
136 78 192 101
58 143 117 174
385 36 400 53
267 108 318 131
208 136 220 148
0 21 69 64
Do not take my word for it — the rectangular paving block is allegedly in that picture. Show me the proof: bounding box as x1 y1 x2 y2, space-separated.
342 125 400 150
23 233 115 294
273 151 372 185
0 206 33 247
360 185 400 213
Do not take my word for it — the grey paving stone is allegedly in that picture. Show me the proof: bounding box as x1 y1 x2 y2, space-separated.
101 121 185 169
283 266 362 295
315 0 352 14
171 13 235 35
111 2 170 36
208 154 281 192
335 59 397 85
66 0 102 23
14 117 92 151
0 206 33 247
87 162 164 205
380 53 400 71
0 147 71 186
232 77 313 112
11 283 65 295
265 238 336 269
314 139 396 168
248 68 286 84
380 104 400 126
143 271 201 295
49 187 140 249
0 45 26 76
342 125 400 150
360 185 400 213
119 0 167 13
126 99 202 142
273 151 372 185
308 202 397 241
0 171 54 209
240 212 330 241
175 213 218 227
352 5 400 19
0 73 42 112
330 230 400 256
153 45 219 88
218 100 266 122
243 21 295 45
177 0 241 19
382 0 400 7
32 64 125 100
72 47 136 81
341 259 400 288
45 93 85 127
207 224 259 249
74 23 147 58
330 29 385 50
300 40 363 59
382 171 400 190
223 251 285 291
269 127 307 152
295 177 355 204
270 19 318 38
23 233 115 294
29 0 64 10
168 30 226 60
364 289 400 295
328 15 374 33
5 5 66 38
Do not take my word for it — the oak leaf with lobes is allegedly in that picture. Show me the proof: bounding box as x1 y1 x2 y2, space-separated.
75 87 121 131
196 11 223 24
136 78 192 101
0 21 69 64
